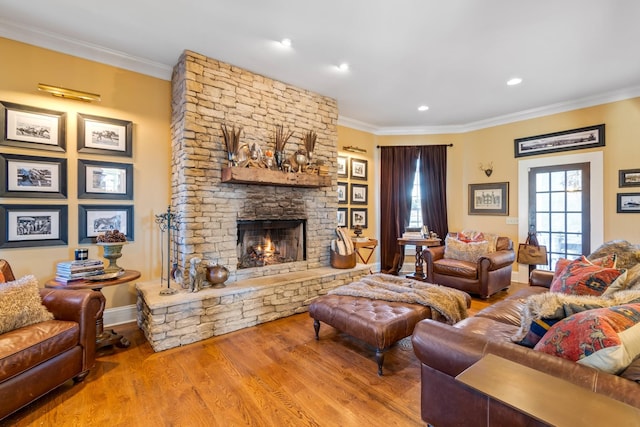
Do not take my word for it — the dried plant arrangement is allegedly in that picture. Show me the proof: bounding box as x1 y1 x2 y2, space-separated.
303 130 317 155
274 124 294 152
221 123 243 162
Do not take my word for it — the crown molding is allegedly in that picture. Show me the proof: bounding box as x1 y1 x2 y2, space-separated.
3 18 639 133
343 86 640 136
0 19 173 80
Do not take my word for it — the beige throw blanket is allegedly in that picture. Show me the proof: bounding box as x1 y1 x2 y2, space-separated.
512 289 640 342
329 273 468 324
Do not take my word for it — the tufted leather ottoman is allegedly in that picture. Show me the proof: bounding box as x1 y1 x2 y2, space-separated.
309 294 434 375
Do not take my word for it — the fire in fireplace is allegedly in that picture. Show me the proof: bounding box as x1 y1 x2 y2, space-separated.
237 220 306 269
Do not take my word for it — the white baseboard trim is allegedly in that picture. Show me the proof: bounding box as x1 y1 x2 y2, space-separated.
104 304 137 327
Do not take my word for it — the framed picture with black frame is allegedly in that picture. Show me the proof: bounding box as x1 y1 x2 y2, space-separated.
0 101 66 152
617 193 640 213
468 182 509 216
78 159 133 200
337 208 348 228
337 156 348 178
350 158 368 180
1 153 67 198
337 181 348 204
514 124 605 158
0 204 68 248
619 169 640 188
350 208 368 229
77 113 133 157
350 183 368 204
78 204 134 243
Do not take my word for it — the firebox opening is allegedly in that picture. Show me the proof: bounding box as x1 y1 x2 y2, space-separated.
237 219 307 269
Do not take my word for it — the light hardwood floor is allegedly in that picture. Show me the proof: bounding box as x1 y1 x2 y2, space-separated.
3 282 526 427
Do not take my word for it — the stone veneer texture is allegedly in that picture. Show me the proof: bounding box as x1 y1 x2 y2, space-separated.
171 50 339 283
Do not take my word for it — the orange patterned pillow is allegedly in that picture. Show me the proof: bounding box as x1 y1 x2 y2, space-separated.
534 303 640 374
550 257 626 296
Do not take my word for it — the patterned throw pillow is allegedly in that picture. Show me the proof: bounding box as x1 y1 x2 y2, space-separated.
0 275 54 334
444 236 490 263
534 303 640 374
550 257 626 296
458 230 485 243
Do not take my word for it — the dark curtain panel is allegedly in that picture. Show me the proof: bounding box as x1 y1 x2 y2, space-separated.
418 145 449 238
379 146 420 273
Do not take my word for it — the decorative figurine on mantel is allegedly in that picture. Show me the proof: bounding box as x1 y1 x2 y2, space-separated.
189 257 206 292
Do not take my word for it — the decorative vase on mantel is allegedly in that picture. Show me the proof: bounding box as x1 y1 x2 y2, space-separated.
98 242 126 273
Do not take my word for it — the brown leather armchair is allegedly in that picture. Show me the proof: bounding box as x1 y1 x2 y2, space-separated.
0 260 105 420
423 235 515 298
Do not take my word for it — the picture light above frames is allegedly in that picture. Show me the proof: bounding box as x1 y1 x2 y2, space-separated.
342 145 367 153
37 83 101 103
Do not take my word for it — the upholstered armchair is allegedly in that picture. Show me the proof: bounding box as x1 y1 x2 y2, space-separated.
423 233 515 298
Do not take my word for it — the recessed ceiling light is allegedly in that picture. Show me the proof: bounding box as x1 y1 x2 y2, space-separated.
507 77 523 86
280 38 292 47
337 63 349 72
418 105 429 112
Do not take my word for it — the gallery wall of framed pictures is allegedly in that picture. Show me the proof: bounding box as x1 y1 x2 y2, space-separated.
336 154 369 229
0 100 135 248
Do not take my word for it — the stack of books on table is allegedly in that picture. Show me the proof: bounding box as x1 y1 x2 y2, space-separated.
55 259 105 283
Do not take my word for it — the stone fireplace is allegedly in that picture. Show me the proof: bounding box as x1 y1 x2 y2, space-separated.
236 219 306 269
136 50 371 352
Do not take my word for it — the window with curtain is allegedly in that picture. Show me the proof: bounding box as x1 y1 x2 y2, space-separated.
408 161 423 230
379 145 449 273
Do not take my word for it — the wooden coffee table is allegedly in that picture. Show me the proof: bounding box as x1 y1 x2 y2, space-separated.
46 269 141 350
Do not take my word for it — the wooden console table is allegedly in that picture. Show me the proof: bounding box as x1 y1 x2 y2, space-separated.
397 237 441 280
46 269 141 351
456 354 640 426
352 238 378 264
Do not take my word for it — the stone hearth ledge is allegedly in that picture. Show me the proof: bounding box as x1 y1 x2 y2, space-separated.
136 264 373 352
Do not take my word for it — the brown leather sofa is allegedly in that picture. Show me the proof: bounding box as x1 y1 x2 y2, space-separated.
423 235 515 298
411 270 640 427
0 260 106 420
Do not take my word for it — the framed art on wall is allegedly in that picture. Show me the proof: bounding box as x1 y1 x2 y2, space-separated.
78 159 133 199
514 124 605 158
0 101 66 152
350 158 368 180
1 153 67 198
77 113 133 157
337 208 348 228
337 156 348 178
78 204 134 243
350 183 368 204
617 193 640 213
619 169 640 188
468 182 509 216
0 204 68 248
350 208 368 228
337 181 348 204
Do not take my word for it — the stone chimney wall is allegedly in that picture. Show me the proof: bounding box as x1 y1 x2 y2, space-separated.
170 50 339 283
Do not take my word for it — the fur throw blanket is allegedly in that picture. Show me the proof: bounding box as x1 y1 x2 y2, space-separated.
329 273 468 324
512 289 640 342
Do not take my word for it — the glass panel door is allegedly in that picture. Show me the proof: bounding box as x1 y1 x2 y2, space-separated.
528 163 590 270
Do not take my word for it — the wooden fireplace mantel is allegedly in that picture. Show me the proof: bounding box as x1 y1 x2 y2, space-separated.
221 167 331 188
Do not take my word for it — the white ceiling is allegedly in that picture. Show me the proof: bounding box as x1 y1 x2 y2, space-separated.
1 0 640 134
